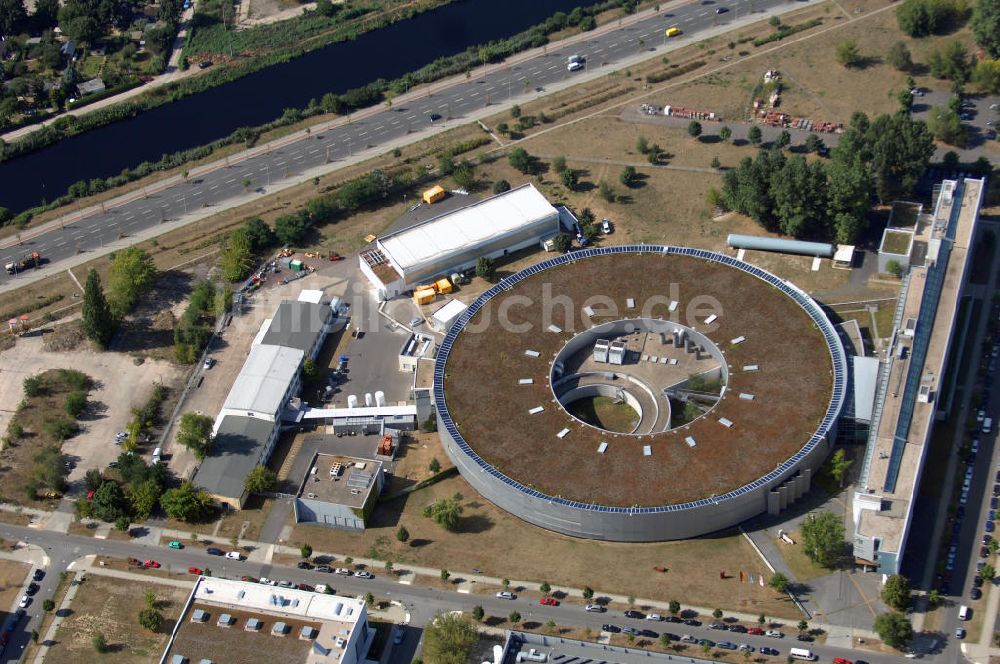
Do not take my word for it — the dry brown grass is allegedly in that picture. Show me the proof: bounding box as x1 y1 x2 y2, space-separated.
45 575 190 664
0 560 30 613
292 470 800 618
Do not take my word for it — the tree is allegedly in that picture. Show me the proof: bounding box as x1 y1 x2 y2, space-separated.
540 581 551 594
882 575 912 611
836 39 862 68
553 155 567 173
243 217 276 249
493 179 511 194
91 480 128 522
0 0 27 36
620 165 638 187
502 578 510 589
768 572 790 593
774 130 792 150
748 125 762 146
441 569 450 581
801 511 846 567
887 41 913 71
866 113 934 203
511 104 522 119
798 620 809 632
82 269 116 349
114 515 131 532
712 608 723 619
687 120 703 139
107 247 156 318
396 526 409 542
927 106 968 146
84 469 103 492
827 448 855 487
244 465 277 494
316 0 337 16
886 259 904 277
64 391 87 418
92 632 107 653
364 592 375 607
973 59 1000 93
274 213 308 245
509 611 521 625
220 228 254 283
127 479 163 521
508 147 534 174
428 457 442 474
929 41 971 82
770 155 828 237
719 125 732 143
928 589 941 606
302 358 321 386
560 168 580 191
422 612 478 664
452 162 476 190
475 256 495 282
138 607 163 632
300 543 313 559
805 133 826 154
873 611 913 649
423 496 463 531
177 412 214 460
982 563 996 582
636 136 649 153
552 234 571 253
659 632 672 648
42 599 54 612
669 600 681 614
472 605 484 621
599 181 616 203
582 586 594 600
897 0 954 36
160 481 213 522
973 0 1000 57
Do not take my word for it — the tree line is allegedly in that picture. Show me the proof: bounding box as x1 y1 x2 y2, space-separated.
720 112 934 244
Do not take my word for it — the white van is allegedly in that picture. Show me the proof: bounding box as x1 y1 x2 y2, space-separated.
959 604 971 620
789 648 817 661
984 418 993 434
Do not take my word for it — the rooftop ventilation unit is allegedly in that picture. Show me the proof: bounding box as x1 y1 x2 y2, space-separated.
608 340 627 365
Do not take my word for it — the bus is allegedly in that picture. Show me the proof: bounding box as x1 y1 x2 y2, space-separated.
788 649 817 662
665 25 682 37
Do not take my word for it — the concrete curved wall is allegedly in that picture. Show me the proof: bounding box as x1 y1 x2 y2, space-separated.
558 383 644 434
434 245 847 542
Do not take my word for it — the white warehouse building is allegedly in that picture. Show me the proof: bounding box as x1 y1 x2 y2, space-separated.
359 183 560 298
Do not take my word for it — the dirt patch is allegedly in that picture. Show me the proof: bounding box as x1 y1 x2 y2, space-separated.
41 320 86 353
45 574 190 664
0 559 31 613
292 471 798 618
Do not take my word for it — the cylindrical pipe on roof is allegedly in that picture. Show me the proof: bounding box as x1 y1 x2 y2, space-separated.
727 234 834 257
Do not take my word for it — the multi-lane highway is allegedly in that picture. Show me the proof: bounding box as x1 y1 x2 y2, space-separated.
0 0 813 285
0 521 916 664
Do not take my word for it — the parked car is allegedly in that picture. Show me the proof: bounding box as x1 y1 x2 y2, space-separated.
728 625 747 633
225 551 243 560
258 578 276 586
334 568 352 576
625 610 644 619
956 627 966 639
601 218 612 234
603 624 621 633
167 540 183 549
622 626 640 635
18 596 29 609
315 565 332 573
585 604 606 612
747 627 764 635
496 591 515 600
680 634 697 643
240 576 258 582
277 580 294 588
796 634 814 642
297 583 314 592
765 629 784 638
646 613 662 621
716 641 737 650
540 597 559 606
188 567 203 575
971 588 983 600
203 357 215 369
32 569 44 582
664 616 682 623
709 622 727 630
737 644 754 652
206 547 223 556
698 639 715 648
760 646 780 656
297 562 313 570
354 571 374 579
143 560 160 568
832 658 852 664
683 619 702 627
25 583 38 596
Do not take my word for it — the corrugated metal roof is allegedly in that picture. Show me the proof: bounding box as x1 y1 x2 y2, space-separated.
377 184 557 276
222 345 303 417
194 415 276 500
257 300 331 356
432 299 467 323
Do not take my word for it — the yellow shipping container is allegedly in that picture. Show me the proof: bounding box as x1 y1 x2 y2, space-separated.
422 185 446 205
435 278 453 294
414 288 436 305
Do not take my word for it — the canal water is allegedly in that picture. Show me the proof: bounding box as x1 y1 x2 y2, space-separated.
1 0 584 212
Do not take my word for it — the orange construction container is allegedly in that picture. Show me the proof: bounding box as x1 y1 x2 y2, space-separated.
435 278 453 294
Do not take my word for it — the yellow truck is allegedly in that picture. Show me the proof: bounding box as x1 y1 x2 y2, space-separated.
665 26 682 38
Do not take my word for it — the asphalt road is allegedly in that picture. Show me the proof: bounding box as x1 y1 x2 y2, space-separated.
0 521 920 664
0 0 806 282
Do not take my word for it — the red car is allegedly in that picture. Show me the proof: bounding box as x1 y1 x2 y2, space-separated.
539 597 559 606
143 560 161 569
188 567 203 575
241 576 258 583
832 658 852 664
747 627 764 635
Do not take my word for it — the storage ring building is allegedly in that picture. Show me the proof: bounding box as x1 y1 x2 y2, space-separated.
433 245 847 541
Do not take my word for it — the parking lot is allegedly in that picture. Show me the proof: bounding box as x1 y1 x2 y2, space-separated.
911 90 1000 160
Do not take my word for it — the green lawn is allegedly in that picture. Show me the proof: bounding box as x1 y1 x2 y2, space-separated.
566 396 639 433
881 230 912 256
